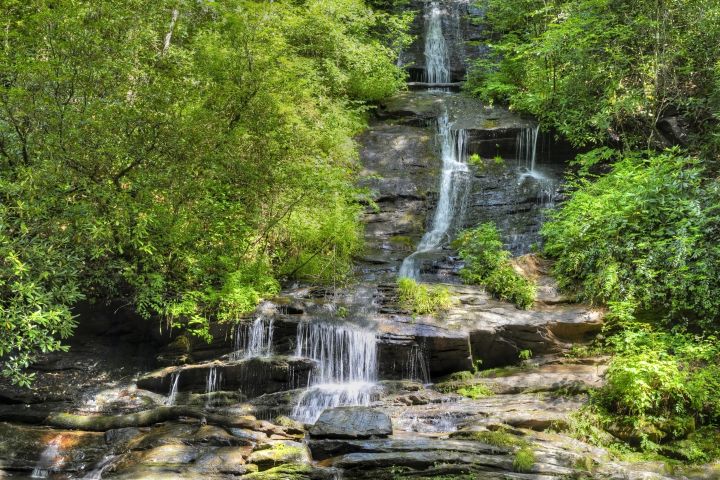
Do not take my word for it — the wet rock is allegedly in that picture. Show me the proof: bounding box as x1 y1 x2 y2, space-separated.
192 424 252 446
105 426 141 446
0 423 106 475
127 422 197 450
399 0 483 83
657 115 690 146
136 356 314 398
309 407 393 439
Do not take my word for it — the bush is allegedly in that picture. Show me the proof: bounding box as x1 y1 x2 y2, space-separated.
453 223 536 309
542 149 720 330
576 325 720 457
396 278 452 316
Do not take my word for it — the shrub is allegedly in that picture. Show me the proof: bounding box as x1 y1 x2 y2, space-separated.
396 278 452 316
453 223 536 309
582 326 720 456
542 149 720 330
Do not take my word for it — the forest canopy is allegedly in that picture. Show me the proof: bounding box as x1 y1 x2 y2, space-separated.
0 0 410 386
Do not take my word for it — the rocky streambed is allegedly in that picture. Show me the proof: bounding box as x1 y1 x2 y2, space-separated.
2 1 718 479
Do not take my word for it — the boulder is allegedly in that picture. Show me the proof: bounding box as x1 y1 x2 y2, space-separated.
309 407 393 439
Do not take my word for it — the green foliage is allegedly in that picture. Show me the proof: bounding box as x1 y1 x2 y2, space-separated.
466 0 720 154
512 446 536 472
542 149 720 330
456 383 494 399
518 349 533 361
0 0 409 385
598 326 720 448
451 428 526 448
453 223 536 309
396 278 452 316
563 326 720 462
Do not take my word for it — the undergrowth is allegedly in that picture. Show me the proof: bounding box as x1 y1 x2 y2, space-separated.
453 222 536 309
397 278 453 316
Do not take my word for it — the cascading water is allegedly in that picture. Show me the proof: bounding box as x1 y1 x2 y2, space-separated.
516 126 539 173
31 435 63 478
424 1 450 84
399 112 470 279
405 342 431 384
291 321 378 424
230 315 274 360
204 366 222 408
82 454 120 480
165 371 180 406
516 126 558 208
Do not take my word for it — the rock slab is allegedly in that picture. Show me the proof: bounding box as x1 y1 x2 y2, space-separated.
309 407 392 439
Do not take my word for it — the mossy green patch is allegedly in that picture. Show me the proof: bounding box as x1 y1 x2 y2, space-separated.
512 446 535 472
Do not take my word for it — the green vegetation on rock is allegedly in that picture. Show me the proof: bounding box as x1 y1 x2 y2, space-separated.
453 223 536 309
512 446 536 473
397 278 453 316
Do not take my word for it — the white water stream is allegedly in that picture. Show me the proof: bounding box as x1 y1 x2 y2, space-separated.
399 112 469 279
424 1 450 84
291 321 378 424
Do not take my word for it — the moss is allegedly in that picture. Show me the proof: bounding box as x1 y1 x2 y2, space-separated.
435 371 494 398
242 463 312 480
390 235 416 251
478 366 525 378
481 118 500 129
451 429 525 448
512 446 535 472
248 442 307 470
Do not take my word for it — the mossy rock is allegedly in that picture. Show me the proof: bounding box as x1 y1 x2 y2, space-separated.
247 441 310 470
241 463 314 480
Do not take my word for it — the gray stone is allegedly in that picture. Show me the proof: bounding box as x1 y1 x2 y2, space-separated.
309 407 393 439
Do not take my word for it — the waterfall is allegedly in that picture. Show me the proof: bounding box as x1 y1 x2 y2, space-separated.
31 435 63 478
406 342 431 384
205 366 222 408
516 126 539 173
230 315 274 360
424 1 450 84
291 321 378 424
206 366 221 393
399 112 470 279
166 371 180 406
516 125 559 208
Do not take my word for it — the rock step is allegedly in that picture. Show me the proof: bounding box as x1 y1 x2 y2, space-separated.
136 356 315 398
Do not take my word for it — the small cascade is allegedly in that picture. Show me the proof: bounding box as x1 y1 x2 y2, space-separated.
424 1 450 84
516 126 540 173
166 371 180 406
205 366 222 408
31 435 63 478
82 454 120 479
291 321 378 424
399 112 470 279
516 125 558 208
230 315 274 360
405 342 431 384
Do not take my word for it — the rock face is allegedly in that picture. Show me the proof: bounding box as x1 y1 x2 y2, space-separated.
309 407 393 439
136 356 315 398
